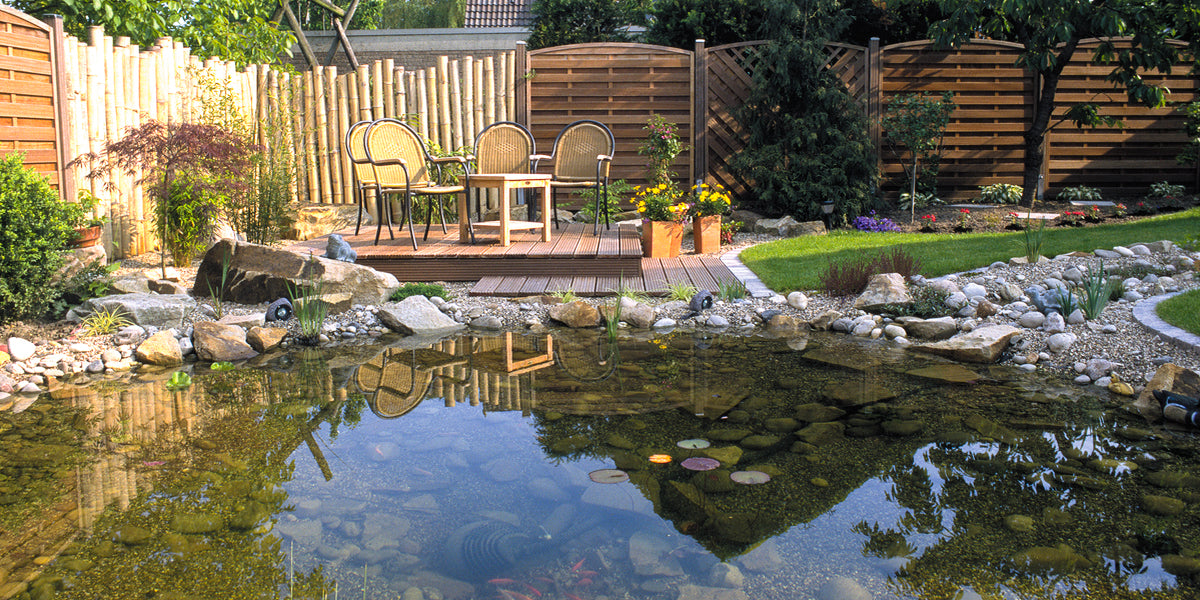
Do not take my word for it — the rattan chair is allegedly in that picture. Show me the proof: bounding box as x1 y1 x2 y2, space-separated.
344 120 377 236
465 121 537 243
364 119 467 248
531 120 614 233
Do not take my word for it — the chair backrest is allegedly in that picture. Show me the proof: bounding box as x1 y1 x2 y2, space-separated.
475 121 534 175
346 120 376 185
365 118 431 187
551 120 614 182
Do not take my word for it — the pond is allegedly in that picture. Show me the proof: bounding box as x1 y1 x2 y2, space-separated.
2 329 1198 600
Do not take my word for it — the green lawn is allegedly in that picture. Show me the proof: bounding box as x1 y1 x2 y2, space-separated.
740 207 1200 292
1157 288 1200 336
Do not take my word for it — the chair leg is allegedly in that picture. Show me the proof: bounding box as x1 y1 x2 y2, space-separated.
405 191 418 250
603 181 611 230
552 188 560 230
438 197 448 233
354 185 363 235
375 190 395 245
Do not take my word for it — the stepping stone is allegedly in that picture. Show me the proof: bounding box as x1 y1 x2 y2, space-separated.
1012 212 1059 221
1068 200 1114 207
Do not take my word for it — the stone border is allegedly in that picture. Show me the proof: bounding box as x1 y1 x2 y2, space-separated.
720 248 775 299
1133 292 1200 354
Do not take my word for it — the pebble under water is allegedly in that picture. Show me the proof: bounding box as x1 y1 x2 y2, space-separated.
4 329 1200 600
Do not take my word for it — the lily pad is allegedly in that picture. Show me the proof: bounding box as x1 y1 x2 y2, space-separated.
677 438 711 449
589 469 629 484
681 457 721 471
730 470 771 484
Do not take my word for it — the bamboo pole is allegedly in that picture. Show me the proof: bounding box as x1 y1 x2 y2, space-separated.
371 59 384 119
483 56 496 127
395 67 406 121
85 29 104 201
463 56 475 144
383 59 395 119
450 59 463 151
338 73 353 210
356 64 370 121
346 68 358 123
406 70 416 124
327 66 343 206
316 66 334 204
506 51 516 121
426 67 439 147
497 51 508 122
417 71 429 143
303 69 319 203
437 56 451 149
474 58 485 137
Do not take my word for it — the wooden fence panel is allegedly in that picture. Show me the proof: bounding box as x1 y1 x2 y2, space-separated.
0 6 60 187
879 40 1032 203
526 43 695 199
702 41 766 203
1046 39 1198 198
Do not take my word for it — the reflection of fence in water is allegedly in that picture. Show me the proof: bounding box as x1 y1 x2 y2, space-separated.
357 334 555 417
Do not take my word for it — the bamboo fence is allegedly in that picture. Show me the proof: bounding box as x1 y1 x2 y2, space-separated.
59 26 515 258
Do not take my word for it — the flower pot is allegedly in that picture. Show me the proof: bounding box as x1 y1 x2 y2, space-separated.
643 220 683 258
693 215 721 254
71 225 102 248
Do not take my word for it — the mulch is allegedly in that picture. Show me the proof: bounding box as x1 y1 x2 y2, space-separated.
867 198 1196 235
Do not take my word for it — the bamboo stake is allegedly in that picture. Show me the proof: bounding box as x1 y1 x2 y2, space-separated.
426 67 439 147
417 71 429 143
371 59 384 119
497 51 507 122
290 72 305 204
463 56 475 144
450 59 463 150
304 70 319 203
338 73 353 210
474 58 485 137
315 66 333 204
101 32 116 239
356 64 370 121
395 66 406 121
327 66 344 206
505 51 516 120
383 59 395 119
437 56 451 149
406 70 416 124
346 68 358 124
85 28 104 201
483 56 496 127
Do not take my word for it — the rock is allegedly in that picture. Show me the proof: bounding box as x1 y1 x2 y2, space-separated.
906 364 981 383
882 324 906 339
1163 555 1200 577
1084 359 1114 381
962 282 987 299
706 315 730 328
730 209 763 232
754 215 826 237
709 562 745 589
1046 333 1077 354
795 422 845 445
193 239 398 306
6 337 35 361
1143 494 1186 516
787 291 808 310
379 296 467 336
620 302 656 328
1067 308 1086 324
148 279 189 295
218 313 265 330
547 301 601 328
192 321 259 362
853 273 911 311
629 531 684 576
998 282 1024 302
322 233 357 262
809 310 840 331
1018 311 1046 328
1005 514 1035 532
794 403 845 422
470 316 503 330
74 294 197 330
816 576 872 600
903 317 958 340
823 381 897 407
1011 545 1091 574
134 331 183 366
652 318 676 329
1043 311 1066 334
912 325 1020 363
975 299 999 317
677 585 748 600
247 326 288 353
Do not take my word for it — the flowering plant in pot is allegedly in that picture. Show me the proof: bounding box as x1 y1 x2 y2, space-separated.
65 190 109 248
635 182 689 257
689 183 732 254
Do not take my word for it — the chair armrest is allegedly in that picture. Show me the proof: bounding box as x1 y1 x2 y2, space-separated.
373 158 408 167
431 155 468 164
530 154 552 161
597 154 612 162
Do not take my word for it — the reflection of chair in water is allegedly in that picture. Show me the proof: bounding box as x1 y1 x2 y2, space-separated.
553 335 619 383
466 333 554 413
356 348 454 418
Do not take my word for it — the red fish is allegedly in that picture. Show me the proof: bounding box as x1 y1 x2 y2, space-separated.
570 558 586 572
488 578 517 585
520 582 542 597
498 590 535 600
533 577 556 584
576 570 598 577
574 578 593 586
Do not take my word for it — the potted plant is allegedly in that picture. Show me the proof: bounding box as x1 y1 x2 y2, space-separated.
690 183 733 254
635 182 689 257
66 190 108 248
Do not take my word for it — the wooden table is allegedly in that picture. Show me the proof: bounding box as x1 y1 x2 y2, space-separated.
457 173 552 246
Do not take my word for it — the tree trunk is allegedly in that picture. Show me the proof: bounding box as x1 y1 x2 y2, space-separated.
1022 37 1081 208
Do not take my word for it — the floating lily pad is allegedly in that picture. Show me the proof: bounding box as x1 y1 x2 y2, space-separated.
681 457 721 471
730 470 771 484
677 438 711 449
589 469 629 484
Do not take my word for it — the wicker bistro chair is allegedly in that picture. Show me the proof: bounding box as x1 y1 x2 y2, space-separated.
364 119 468 248
345 120 377 236
531 120 615 234
464 121 537 243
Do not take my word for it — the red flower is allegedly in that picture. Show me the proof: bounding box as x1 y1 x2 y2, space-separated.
960 208 970 213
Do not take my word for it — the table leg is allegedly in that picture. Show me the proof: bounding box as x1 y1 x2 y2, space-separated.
456 191 470 243
499 181 512 246
540 181 551 242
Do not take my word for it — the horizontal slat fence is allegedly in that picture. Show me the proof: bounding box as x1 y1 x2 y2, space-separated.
0 7 60 185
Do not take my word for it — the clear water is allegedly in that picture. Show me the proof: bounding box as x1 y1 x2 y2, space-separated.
4 330 1199 599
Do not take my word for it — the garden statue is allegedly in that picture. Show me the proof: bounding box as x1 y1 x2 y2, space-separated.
323 234 357 263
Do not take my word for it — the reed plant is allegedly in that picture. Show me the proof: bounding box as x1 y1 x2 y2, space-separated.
1078 261 1116 319
287 254 329 346
207 248 233 319
81 305 131 337
1022 216 1046 262
667 282 698 301
605 296 622 341
717 280 748 301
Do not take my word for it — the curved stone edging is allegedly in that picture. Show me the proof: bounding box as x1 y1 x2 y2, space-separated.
1133 292 1200 354
720 248 775 299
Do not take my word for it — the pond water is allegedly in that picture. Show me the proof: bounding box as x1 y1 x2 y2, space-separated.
3 329 1199 600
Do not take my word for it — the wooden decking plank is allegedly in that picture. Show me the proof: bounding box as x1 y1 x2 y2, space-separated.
596 224 622 256
701 256 741 288
571 276 597 295
548 223 585 257
546 275 574 294
641 258 670 293
471 276 505 296
494 276 529 296
659 258 693 289
519 276 552 295
576 228 602 258
679 255 721 293
619 224 644 256
593 276 620 296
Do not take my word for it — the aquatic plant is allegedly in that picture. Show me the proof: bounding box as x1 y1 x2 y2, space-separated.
717 279 748 301
210 361 235 371
604 295 622 341
207 246 233 319
551 289 578 303
165 371 192 390
287 253 329 346
1079 261 1116 319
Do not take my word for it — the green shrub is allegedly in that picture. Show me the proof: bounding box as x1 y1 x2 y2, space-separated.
0 153 75 323
976 183 1022 204
878 285 951 318
576 178 633 222
1057 186 1103 203
390 282 449 302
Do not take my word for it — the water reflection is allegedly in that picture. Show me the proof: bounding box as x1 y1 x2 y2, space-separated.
3 330 1200 599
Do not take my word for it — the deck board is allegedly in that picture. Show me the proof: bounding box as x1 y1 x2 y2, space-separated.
679 255 721 292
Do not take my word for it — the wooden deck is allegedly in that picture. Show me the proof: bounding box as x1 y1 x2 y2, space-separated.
290 221 742 297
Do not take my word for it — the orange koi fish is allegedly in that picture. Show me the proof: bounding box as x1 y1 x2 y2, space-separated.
576 570 598 577
574 578 593 586
570 558 586 572
498 590 535 600
520 582 542 597
488 578 517 585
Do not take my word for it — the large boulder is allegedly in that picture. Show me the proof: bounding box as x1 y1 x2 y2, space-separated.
548 301 601 328
192 240 398 310
901 316 958 340
854 273 911 311
72 294 197 330
192 321 258 362
377 296 465 336
134 330 183 366
912 324 1021 363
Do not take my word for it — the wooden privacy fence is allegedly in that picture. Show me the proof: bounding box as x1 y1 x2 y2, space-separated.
0 7 64 188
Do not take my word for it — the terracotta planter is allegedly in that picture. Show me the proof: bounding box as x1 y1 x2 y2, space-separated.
70 225 102 248
693 215 721 254
642 220 683 258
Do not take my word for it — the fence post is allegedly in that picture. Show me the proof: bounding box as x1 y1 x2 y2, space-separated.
45 14 73 198
867 37 881 162
693 39 706 186
515 42 527 127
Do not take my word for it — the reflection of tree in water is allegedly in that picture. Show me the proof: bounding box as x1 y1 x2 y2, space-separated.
39 353 367 599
